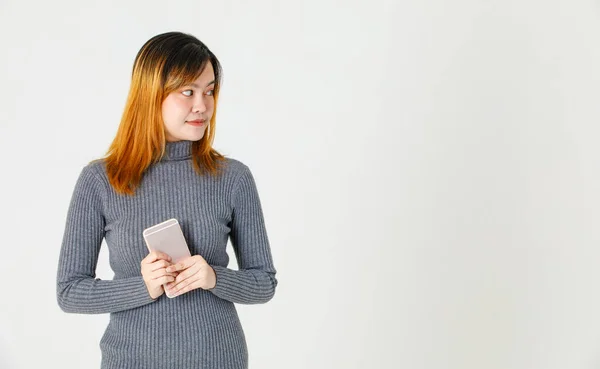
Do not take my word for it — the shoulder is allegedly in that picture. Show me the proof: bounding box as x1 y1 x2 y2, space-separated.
85 158 107 175
66 159 109 205
220 157 252 179
75 158 109 195
220 157 260 198
81 158 109 184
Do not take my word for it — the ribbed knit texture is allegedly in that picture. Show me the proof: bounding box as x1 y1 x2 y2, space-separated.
56 140 277 369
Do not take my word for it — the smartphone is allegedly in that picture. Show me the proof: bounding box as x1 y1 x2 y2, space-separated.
142 218 191 298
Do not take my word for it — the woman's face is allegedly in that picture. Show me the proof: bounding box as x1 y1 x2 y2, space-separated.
161 62 215 142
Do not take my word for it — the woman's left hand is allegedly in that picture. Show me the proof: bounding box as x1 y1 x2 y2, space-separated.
164 255 216 296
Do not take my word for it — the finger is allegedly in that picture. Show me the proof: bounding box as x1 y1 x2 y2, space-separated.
167 263 201 291
142 251 172 264
165 257 196 273
155 269 179 278
154 251 172 262
150 260 172 272
192 254 206 263
154 275 176 286
151 268 178 280
172 263 200 286
169 274 201 295
141 251 158 264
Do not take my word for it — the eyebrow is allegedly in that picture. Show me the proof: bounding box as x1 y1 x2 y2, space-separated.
190 80 215 88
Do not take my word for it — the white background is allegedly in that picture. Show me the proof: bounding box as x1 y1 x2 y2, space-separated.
1 0 600 368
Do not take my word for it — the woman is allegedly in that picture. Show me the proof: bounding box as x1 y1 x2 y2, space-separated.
56 31 278 369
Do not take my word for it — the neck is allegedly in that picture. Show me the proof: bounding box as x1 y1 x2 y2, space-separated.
162 140 193 161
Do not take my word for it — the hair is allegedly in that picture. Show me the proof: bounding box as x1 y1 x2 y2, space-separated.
95 31 226 196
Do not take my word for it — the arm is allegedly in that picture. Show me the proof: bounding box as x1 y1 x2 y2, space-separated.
208 164 278 304
56 164 156 314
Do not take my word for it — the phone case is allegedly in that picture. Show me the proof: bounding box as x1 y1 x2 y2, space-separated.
142 218 191 298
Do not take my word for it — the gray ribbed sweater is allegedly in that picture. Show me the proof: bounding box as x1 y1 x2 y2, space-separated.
56 140 277 369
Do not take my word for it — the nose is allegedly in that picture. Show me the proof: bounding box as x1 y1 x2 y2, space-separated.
192 95 207 113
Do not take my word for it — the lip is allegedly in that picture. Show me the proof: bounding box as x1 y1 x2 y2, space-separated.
186 119 205 126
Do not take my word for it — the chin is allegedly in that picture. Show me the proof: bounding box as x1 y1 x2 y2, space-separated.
170 126 207 142
185 133 205 142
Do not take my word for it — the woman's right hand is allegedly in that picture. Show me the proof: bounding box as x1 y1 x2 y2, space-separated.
141 251 177 299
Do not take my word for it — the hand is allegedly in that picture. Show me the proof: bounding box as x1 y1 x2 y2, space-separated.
141 251 178 299
164 255 216 297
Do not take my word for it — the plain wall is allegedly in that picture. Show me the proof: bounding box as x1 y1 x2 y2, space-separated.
1 0 600 368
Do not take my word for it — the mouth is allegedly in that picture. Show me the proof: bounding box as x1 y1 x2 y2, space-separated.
186 119 205 126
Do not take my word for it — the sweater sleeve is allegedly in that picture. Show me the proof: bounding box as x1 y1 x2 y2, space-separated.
208 164 278 304
56 164 156 314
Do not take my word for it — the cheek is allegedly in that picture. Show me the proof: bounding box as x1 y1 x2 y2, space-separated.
163 99 190 123
205 100 215 115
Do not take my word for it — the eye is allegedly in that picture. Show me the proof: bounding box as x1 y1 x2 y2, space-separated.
205 89 214 96
182 89 193 97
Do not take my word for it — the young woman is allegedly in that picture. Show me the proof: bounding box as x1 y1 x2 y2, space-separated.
56 31 278 369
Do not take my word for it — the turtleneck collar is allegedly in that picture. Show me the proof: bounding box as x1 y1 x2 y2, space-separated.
162 140 193 161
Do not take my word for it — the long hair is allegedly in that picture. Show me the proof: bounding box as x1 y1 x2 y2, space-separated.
98 31 226 196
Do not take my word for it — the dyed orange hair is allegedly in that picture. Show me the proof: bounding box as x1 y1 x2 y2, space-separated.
95 32 226 196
